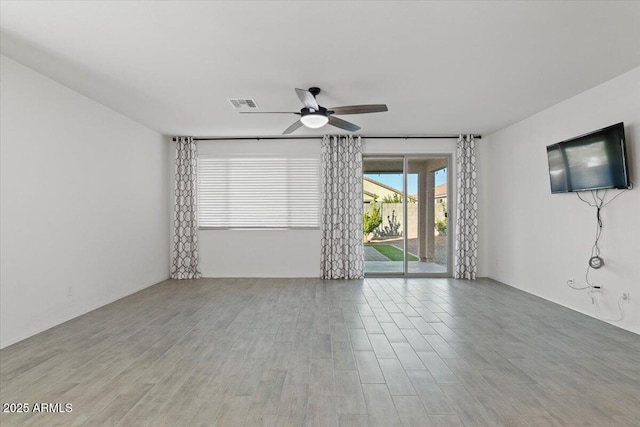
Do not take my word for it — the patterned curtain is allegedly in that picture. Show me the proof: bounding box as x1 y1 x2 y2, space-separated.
455 134 478 280
320 135 365 279
171 136 201 280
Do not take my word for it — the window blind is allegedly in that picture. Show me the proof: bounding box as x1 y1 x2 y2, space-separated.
198 157 320 228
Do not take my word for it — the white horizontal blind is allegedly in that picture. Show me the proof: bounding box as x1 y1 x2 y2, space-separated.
198 157 320 228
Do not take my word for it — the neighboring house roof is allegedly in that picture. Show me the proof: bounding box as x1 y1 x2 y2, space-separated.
364 190 379 199
363 177 402 202
364 176 402 195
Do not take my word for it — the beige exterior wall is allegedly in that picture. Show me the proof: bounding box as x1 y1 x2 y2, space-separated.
363 201 447 238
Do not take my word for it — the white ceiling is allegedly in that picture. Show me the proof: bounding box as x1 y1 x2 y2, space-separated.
1 1 639 137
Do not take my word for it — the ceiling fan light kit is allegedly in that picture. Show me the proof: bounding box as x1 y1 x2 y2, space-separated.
240 87 388 134
300 109 329 128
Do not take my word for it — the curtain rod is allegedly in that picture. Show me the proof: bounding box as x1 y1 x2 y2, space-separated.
191 135 481 141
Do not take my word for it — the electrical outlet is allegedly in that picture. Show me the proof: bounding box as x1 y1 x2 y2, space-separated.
622 292 630 303
567 278 574 286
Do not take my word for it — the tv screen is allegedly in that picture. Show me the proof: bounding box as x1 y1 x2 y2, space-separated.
547 122 630 193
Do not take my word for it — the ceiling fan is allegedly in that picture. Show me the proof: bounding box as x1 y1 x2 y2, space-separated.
240 87 388 134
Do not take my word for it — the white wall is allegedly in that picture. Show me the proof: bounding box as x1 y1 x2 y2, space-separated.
175 137 458 278
481 67 640 334
0 55 170 348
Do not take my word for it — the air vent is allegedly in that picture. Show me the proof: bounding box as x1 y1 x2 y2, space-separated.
228 98 258 109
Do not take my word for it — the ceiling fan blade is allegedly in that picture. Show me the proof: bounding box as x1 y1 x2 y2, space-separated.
282 119 304 134
329 104 388 115
328 116 361 132
239 111 300 114
295 88 319 110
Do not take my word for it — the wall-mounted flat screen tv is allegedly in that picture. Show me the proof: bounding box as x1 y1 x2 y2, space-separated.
546 122 630 193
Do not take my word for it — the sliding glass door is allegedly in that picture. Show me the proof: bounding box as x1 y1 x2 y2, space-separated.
363 158 405 274
363 155 451 276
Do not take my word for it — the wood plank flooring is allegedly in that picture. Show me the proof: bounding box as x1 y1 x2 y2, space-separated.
1 277 639 426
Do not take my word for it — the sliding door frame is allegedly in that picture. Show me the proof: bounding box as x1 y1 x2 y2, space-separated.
364 153 454 278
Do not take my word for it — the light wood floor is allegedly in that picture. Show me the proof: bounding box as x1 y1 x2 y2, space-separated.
1 278 639 426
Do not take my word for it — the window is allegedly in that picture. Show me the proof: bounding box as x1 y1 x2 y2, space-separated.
198 156 320 228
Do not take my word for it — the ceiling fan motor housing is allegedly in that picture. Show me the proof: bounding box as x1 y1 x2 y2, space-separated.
301 106 329 117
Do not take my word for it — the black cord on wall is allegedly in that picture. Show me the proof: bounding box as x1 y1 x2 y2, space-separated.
574 183 633 287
